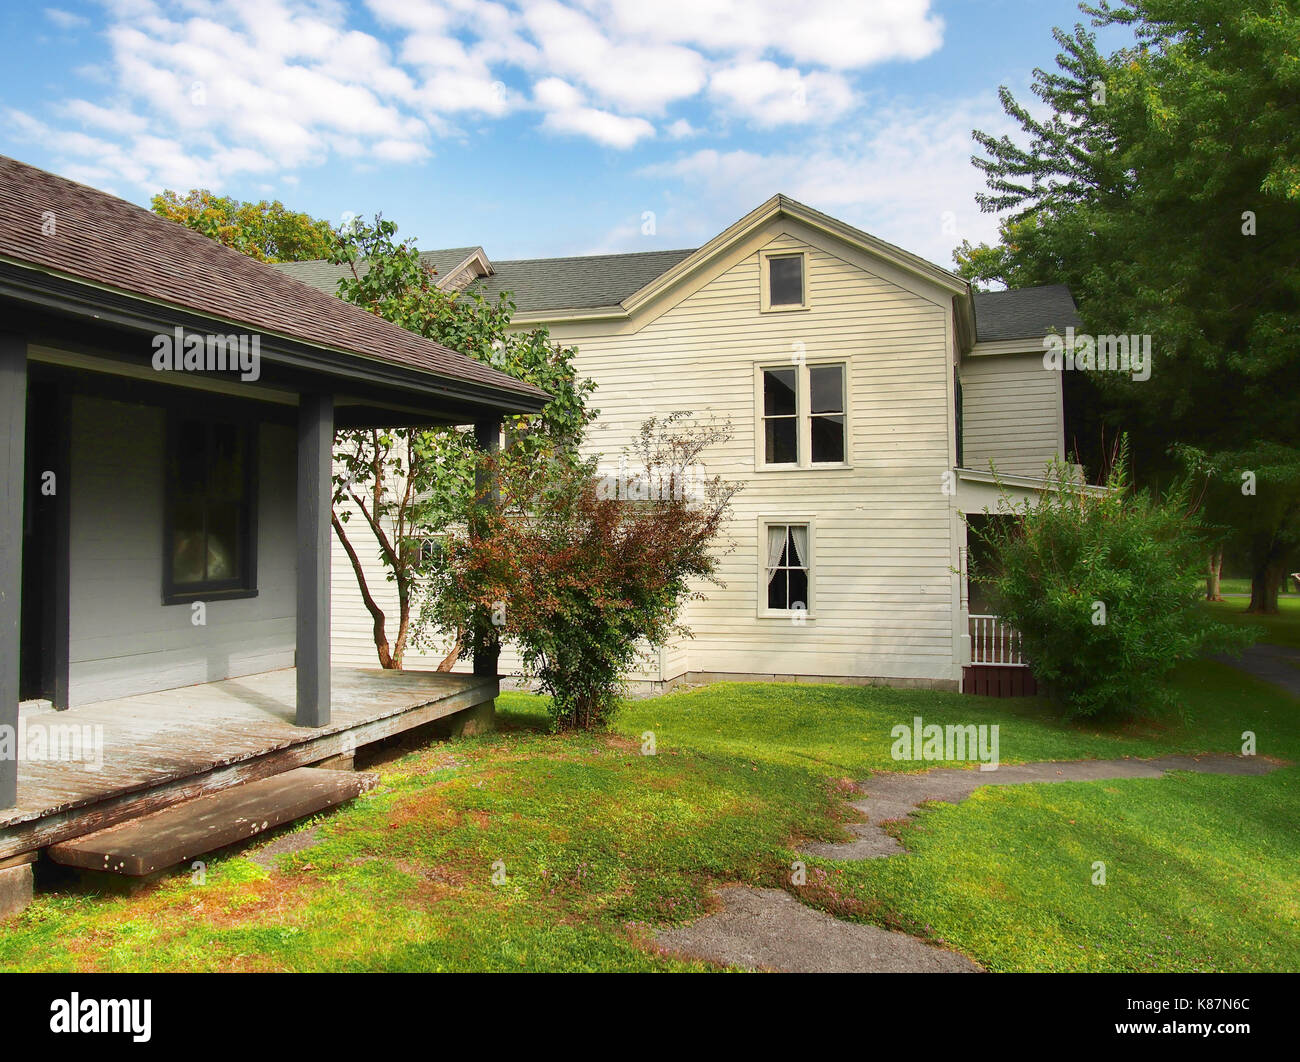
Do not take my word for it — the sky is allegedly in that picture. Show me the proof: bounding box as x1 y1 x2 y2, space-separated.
0 0 1131 268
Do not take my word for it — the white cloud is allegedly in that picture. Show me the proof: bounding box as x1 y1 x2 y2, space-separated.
14 0 951 190
640 99 1019 267
533 78 654 148
45 8 89 29
710 62 855 126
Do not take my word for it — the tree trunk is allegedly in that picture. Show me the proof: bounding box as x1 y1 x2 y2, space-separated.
1205 548 1223 601
332 513 396 668
1246 559 1284 615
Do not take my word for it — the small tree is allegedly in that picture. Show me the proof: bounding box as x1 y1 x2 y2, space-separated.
969 442 1250 719
330 216 596 669
423 414 738 730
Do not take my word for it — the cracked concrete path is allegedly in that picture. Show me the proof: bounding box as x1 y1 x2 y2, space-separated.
802 753 1280 861
656 886 980 973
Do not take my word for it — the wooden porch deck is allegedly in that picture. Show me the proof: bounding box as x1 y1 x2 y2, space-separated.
0 668 496 861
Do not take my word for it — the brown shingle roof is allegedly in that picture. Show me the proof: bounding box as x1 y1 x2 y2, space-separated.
0 155 545 405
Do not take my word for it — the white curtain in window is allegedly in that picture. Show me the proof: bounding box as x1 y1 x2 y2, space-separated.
766 525 786 584
789 525 809 569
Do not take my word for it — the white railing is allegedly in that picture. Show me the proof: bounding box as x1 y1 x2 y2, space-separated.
968 614 1027 667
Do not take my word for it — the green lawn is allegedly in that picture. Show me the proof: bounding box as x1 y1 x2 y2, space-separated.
1205 595 1300 651
1 615 1296 972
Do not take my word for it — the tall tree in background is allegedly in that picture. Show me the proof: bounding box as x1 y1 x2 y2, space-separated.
959 0 1300 611
151 189 336 262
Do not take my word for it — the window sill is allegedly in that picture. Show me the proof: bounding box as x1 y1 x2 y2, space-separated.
162 587 259 607
756 610 817 622
759 303 812 314
754 462 852 473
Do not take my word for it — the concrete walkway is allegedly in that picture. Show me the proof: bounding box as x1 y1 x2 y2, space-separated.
656 752 1279 972
656 886 980 972
802 753 1278 861
1220 644 1300 699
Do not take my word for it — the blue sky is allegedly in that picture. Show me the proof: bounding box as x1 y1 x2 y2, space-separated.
0 1 1131 267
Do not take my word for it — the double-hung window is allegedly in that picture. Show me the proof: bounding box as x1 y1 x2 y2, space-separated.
763 522 811 613
759 362 847 467
164 415 257 603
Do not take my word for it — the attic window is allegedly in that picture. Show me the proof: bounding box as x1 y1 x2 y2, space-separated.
760 250 808 311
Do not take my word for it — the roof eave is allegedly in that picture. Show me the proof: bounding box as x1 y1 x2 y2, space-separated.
0 257 549 414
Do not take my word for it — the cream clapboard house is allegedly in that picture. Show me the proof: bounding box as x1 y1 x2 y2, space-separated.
278 196 1081 694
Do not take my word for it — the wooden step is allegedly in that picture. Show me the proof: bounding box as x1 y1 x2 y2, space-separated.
47 768 377 876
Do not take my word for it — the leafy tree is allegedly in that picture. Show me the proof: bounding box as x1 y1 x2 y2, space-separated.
330 216 597 669
151 189 336 262
962 0 1300 608
969 443 1250 719
1175 443 1300 614
424 414 738 730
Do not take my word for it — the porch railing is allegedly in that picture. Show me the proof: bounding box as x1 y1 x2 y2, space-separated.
968 614 1027 667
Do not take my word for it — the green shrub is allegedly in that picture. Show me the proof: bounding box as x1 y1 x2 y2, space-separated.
969 445 1251 719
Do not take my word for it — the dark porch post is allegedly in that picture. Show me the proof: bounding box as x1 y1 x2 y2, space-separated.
296 393 334 727
0 335 27 808
471 417 501 678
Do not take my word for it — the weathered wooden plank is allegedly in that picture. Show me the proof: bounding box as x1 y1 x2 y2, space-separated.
0 333 26 810
48 767 377 875
0 669 496 859
296 393 333 726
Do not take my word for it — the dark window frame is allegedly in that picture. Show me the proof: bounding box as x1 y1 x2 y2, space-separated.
162 413 259 605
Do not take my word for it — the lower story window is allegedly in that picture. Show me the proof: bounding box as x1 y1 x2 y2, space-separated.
764 523 810 611
165 415 257 602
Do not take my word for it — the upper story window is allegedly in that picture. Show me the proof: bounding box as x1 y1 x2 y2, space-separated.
760 250 809 311
164 415 257 604
759 362 847 468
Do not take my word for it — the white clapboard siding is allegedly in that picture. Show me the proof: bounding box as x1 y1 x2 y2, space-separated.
67 396 297 705
961 352 1063 478
329 495 670 682
543 225 960 684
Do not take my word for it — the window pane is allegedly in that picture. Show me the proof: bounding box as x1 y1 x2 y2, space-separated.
810 366 843 413
763 368 797 416
208 423 245 501
769 256 803 306
174 420 209 494
767 569 788 610
205 502 241 581
811 414 845 463
788 567 809 609
765 417 797 464
171 498 206 585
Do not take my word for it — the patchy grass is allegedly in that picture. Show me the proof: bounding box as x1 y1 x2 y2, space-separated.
0 717 845 972
1 655 1294 973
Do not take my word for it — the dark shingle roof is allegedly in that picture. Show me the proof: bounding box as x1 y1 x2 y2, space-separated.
476 248 696 311
276 247 482 294
277 246 697 314
0 156 543 403
972 283 1083 343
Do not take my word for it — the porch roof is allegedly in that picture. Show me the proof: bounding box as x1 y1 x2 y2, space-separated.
0 155 547 417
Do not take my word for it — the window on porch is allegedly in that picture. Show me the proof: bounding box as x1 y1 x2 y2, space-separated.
164 416 257 603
